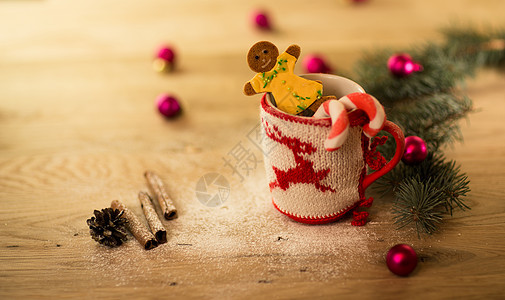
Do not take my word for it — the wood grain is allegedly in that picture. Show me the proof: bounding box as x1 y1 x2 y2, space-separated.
1 0 505 298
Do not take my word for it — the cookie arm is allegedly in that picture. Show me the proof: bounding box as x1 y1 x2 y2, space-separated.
243 81 257 96
285 44 301 60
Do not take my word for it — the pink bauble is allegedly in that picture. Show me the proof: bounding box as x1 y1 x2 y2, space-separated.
157 46 175 63
156 94 181 118
303 55 332 73
402 136 428 165
387 54 423 77
252 10 272 30
386 244 418 276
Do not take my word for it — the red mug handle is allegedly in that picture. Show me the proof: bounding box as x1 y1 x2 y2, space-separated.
362 120 405 189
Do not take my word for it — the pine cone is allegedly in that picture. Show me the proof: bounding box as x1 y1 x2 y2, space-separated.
87 208 128 247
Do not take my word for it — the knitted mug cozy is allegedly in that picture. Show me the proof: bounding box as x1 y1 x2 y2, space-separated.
260 89 404 225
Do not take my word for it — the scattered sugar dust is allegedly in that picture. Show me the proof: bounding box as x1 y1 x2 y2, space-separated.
68 169 407 288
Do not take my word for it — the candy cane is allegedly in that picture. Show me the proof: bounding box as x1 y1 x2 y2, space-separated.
313 100 350 151
338 92 386 138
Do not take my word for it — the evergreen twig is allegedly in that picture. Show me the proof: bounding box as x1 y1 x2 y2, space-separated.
392 177 444 238
376 153 471 234
351 25 505 236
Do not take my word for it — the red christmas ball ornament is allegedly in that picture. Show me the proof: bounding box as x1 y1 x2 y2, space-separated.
402 136 428 165
153 45 176 72
387 53 423 77
386 244 418 276
156 93 181 118
303 55 332 74
252 9 272 30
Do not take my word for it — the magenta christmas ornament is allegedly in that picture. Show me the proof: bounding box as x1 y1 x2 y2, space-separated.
156 93 181 118
387 53 423 77
303 55 332 74
402 136 428 165
386 244 418 276
252 10 272 30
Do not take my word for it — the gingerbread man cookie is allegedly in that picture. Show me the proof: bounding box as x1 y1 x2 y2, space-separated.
244 41 326 116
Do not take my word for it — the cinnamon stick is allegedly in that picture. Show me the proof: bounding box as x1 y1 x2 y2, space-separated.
138 191 167 244
144 171 178 220
110 200 158 250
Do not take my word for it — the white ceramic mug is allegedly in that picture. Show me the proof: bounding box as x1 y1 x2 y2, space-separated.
260 74 405 224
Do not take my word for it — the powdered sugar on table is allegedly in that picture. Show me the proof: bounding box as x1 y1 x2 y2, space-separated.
70 159 407 288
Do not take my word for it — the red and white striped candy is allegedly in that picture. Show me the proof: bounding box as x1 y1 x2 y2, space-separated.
313 100 350 151
339 92 386 138
314 92 386 151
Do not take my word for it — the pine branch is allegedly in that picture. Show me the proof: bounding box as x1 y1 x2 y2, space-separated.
375 153 444 195
353 44 468 107
389 93 473 151
352 49 474 155
430 160 471 214
355 27 505 108
350 25 504 237
441 25 505 69
376 153 471 236
352 25 504 153
392 176 444 237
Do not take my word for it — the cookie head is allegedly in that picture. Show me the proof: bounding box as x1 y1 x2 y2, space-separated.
247 41 279 73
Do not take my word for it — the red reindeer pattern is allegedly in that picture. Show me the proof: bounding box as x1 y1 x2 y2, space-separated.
264 122 336 193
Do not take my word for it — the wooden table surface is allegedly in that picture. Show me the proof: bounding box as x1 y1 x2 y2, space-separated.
1 0 505 299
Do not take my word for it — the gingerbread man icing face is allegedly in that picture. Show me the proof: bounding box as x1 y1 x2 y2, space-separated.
247 41 279 73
